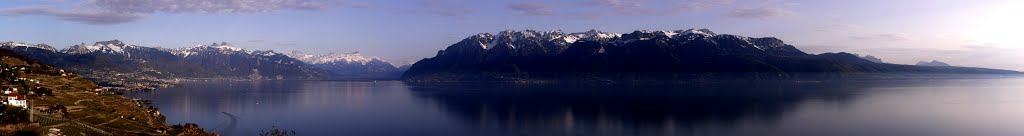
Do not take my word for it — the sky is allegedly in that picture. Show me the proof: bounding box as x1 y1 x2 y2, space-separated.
0 0 1022 70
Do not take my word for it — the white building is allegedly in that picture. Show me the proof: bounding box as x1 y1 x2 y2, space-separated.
7 94 26 107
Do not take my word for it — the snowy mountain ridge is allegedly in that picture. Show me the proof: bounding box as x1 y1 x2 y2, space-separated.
404 28 1022 81
287 51 377 65
468 28 731 51
482 29 623 50
169 42 284 58
443 28 785 58
286 51 404 79
2 40 330 80
61 40 137 56
1 41 58 51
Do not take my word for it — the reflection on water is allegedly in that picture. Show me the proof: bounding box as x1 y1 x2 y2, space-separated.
128 77 1024 136
406 81 864 136
128 81 463 136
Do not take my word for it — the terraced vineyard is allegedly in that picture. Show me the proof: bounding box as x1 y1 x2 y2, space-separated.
0 49 213 135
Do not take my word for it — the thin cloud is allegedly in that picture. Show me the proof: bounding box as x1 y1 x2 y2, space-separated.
508 3 554 16
1 0 341 25
593 0 644 10
84 0 328 13
0 6 144 25
727 6 793 19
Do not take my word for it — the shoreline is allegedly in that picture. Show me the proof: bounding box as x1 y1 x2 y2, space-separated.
401 72 1024 84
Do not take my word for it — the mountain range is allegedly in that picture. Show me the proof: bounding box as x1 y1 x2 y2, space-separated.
1 41 405 88
403 28 1020 82
287 51 403 79
3 28 1019 85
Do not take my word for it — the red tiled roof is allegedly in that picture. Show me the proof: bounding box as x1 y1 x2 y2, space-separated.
8 94 25 100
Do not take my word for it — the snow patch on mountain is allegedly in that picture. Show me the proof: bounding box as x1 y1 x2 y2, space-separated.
211 42 244 52
169 42 285 58
287 51 376 65
679 28 717 37
251 50 281 57
59 40 140 58
458 28 798 56
1 42 57 51
570 29 621 40
475 29 622 50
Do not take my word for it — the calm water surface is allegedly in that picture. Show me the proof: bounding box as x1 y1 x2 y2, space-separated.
127 77 1024 136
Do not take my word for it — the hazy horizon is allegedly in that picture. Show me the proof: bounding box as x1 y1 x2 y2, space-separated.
2 0 1022 70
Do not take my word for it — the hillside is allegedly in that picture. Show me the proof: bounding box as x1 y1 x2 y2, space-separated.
0 49 212 135
2 41 328 90
403 29 1021 82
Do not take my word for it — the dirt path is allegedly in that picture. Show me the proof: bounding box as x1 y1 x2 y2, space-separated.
96 117 120 126
73 99 91 105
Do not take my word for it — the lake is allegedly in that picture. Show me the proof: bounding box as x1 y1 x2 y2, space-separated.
127 77 1024 136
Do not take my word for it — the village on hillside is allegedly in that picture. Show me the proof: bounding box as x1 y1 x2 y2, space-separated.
0 51 212 135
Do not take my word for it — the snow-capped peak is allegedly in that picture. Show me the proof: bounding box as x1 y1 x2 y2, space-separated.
486 29 547 49
661 31 679 37
61 40 135 55
1 41 58 51
463 33 495 49
210 42 244 52
571 29 621 40
287 51 377 65
469 29 623 50
677 28 717 37
631 30 683 38
486 31 509 49
169 42 270 57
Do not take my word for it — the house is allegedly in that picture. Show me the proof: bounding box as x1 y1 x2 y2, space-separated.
47 128 62 136
7 94 26 107
3 87 16 94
